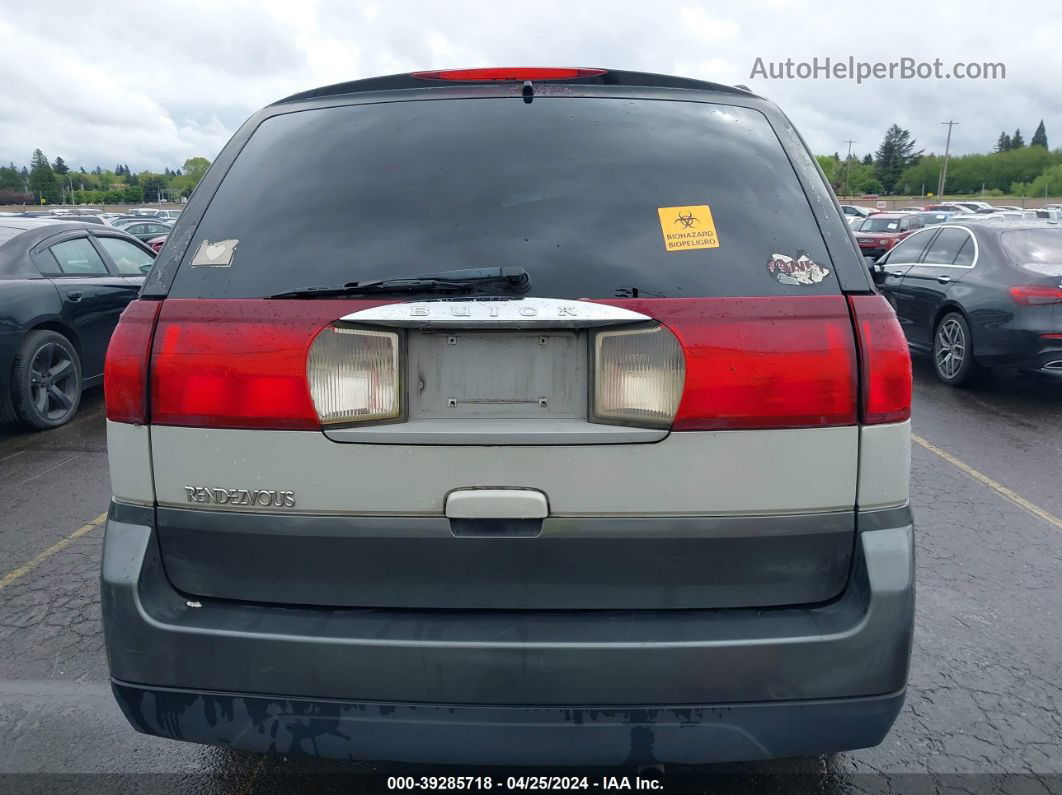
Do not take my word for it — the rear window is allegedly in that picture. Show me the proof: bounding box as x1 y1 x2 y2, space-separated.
861 218 901 232
1002 229 1062 276
170 98 838 299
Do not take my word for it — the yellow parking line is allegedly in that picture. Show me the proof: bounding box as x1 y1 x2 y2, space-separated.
913 435 1062 531
0 512 108 592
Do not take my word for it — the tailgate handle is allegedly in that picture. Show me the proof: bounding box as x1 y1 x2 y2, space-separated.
445 489 548 519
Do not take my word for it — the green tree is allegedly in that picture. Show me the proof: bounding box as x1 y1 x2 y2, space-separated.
0 162 30 203
1026 164 1062 197
833 159 878 195
0 163 22 190
895 154 942 196
1011 128 1024 149
52 156 69 175
182 157 210 181
898 145 1058 195
172 156 211 197
862 177 883 194
28 149 60 204
139 172 167 202
995 132 1011 152
861 153 873 165
874 125 922 194
1031 120 1048 149
816 155 839 185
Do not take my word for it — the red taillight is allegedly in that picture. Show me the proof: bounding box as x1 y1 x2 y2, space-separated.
848 295 912 425
411 67 606 82
149 300 381 430
1009 285 1062 305
104 300 162 424
601 297 859 430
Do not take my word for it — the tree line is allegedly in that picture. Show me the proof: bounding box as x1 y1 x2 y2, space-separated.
0 150 212 206
818 119 1060 197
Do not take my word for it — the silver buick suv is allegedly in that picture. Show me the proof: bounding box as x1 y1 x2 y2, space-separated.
101 67 914 765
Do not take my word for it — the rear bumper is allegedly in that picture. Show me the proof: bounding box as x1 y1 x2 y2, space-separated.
102 502 915 763
111 680 905 765
985 346 1062 375
857 244 889 259
970 306 1061 372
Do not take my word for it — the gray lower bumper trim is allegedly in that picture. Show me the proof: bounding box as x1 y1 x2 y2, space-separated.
112 680 906 765
102 502 914 706
153 507 856 609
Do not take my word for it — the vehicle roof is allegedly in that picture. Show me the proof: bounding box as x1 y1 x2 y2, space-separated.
0 217 89 231
925 220 1061 251
273 68 757 105
0 220 146 277
863 213 909 220
957 219 1061 233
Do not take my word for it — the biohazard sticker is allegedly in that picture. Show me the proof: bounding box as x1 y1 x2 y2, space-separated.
766 253 830 285
657 205 720 252
190 239 239 267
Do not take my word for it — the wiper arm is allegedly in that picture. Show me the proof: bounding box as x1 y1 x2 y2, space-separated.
269 267 531 299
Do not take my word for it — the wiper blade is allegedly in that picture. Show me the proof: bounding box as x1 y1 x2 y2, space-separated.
269 267 531 299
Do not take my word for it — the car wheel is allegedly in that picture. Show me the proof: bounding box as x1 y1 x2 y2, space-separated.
932 312 980 386
11 330 83 429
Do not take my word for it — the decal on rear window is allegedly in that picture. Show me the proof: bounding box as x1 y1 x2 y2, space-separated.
657 205 720 252
168 100 841 298
766 253 830 285
190 239 239 267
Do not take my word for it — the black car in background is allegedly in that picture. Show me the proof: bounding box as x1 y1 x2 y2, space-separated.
874 220 1062 385
0 220 154 428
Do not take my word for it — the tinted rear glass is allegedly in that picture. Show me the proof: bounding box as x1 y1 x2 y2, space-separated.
1002 229 1062 276
861 218 902 232
170 97 838 299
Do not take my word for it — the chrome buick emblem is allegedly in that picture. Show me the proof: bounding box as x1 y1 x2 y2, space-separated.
341 297 650 329
407 304 575 318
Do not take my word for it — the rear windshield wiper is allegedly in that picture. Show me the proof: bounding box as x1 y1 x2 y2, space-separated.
269 266 531 299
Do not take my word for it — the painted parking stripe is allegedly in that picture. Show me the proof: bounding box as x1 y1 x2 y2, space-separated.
0 512 107 592
913 435 1062 531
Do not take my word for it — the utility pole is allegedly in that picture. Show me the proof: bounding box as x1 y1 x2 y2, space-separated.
842 139 856 198
938 120 959 197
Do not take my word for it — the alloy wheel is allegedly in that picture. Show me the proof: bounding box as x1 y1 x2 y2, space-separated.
28 342 79 422
935 318 966 380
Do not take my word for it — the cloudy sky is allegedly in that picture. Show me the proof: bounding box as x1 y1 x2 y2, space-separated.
2 0 1059 172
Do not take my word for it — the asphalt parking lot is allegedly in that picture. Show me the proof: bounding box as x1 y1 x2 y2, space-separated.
1 362 1060 793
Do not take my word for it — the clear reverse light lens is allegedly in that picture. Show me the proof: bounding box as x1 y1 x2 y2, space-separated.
308 326 400 424
593 325 684 427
